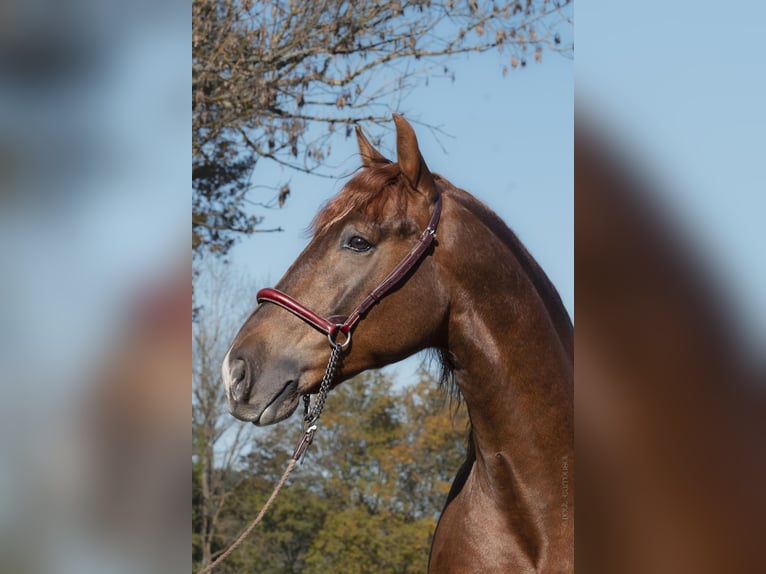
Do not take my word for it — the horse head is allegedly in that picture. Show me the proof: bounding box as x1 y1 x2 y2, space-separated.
222 115 448 426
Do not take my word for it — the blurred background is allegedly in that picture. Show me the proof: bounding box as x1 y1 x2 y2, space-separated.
577 1 766 572
0 1 189 573
0 0 762 573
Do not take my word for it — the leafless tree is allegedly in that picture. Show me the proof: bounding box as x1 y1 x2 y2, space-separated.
193 0 572 255
192 261 256 568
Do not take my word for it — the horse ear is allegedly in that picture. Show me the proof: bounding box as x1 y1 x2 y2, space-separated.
355 125 391 168
393 114 437 202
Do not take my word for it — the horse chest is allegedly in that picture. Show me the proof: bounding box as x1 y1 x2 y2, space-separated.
429 472 539 573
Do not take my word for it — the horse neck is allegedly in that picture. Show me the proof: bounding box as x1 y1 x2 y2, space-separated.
438 190 573 512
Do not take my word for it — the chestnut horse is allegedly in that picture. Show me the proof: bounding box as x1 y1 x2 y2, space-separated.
222 115 573 572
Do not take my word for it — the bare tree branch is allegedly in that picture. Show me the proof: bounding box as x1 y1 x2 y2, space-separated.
193 0 573 256
192 261 259 569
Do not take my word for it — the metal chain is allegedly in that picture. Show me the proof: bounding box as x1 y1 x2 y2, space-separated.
304 342 343 427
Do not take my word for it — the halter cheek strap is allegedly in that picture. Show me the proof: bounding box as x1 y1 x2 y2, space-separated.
256 191 442 344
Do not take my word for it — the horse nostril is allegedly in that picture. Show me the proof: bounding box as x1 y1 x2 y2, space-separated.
228 358 249 401
230 358 246 384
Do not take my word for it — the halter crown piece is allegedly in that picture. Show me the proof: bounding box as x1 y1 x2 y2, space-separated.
256 189 443 460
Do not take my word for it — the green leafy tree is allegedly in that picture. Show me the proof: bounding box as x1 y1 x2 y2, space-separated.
304 507 434 574
197 369 470 573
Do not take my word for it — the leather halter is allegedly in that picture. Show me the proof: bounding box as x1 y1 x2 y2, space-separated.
256 190 442 347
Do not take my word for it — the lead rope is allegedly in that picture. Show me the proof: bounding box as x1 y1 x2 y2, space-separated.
197 342 344 574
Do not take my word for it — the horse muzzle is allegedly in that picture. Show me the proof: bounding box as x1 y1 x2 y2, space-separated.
222 350 302 426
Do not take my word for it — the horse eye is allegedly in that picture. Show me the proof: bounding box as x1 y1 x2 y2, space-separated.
346 235 373 252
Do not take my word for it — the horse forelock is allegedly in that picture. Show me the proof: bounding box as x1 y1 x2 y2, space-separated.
311 163 415 237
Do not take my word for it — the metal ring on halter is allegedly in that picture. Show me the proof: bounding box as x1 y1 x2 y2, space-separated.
327 328 351 350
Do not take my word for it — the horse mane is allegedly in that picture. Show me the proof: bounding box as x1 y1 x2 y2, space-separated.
443 182 574 358
425 178 573 399
432 181 573 517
